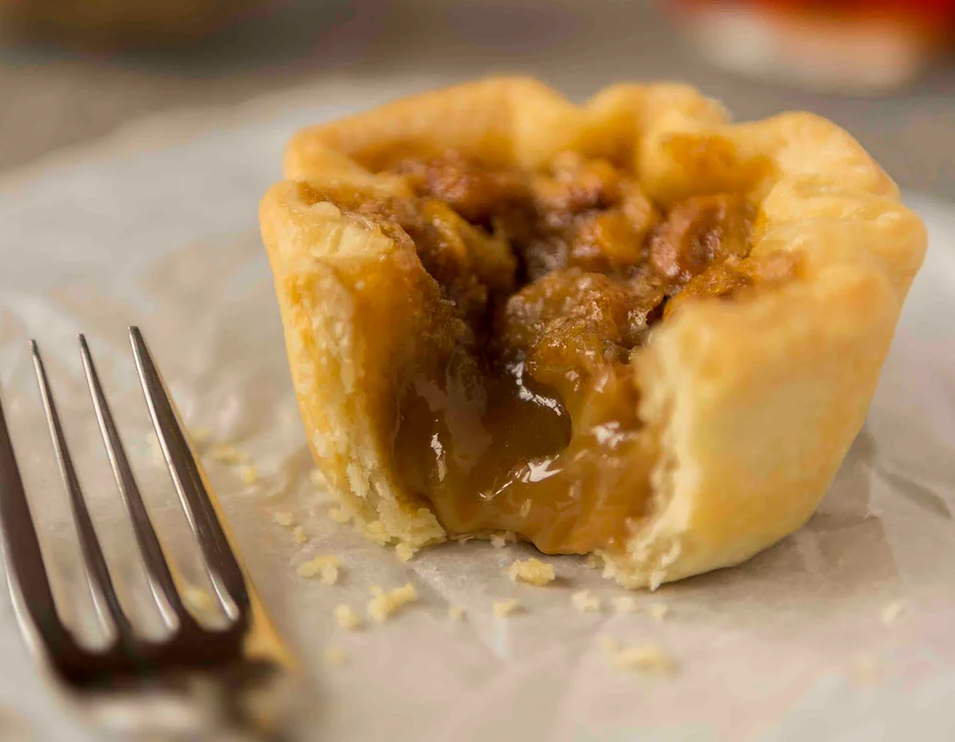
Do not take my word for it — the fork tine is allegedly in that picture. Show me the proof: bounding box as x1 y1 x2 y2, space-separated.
128 327 249 614
0 383 76 659
31 342 136 647
78 335 187 620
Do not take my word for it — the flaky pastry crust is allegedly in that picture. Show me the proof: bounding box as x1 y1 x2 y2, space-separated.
260 78 926 588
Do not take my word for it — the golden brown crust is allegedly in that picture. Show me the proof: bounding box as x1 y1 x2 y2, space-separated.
261 77 926 587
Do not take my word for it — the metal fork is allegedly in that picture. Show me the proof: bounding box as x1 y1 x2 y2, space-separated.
0 328 299 741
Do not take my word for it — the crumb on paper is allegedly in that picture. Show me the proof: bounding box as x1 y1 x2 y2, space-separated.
238 465 258 486
182 584 214 614
395 543 416 562
601 639 677 675
612 596 639 613
322 564 340 585
572 590 602 613
328 507 351 524
489 531 516 549
368 583 417 622
455 535 474 546
882 601 904 625
506 558 555 586
448 606 465 623
209 444 249 465
325 645 347 666
585 554 602 570
292 526 308 545
362 520 391 546
189 427 212 446
648 603 669 622
492 598 520 618
309 469 326 489
297 555 340 585
272 511 295 528
334 604 363 630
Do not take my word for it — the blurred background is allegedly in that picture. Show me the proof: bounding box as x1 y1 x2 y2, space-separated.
0 0 953 196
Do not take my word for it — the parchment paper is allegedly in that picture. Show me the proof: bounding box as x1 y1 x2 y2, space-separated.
0 74 954 742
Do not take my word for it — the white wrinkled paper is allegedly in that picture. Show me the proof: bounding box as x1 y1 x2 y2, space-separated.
1 76 954 742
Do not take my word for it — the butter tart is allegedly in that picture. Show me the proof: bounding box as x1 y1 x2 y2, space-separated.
260 78 926 588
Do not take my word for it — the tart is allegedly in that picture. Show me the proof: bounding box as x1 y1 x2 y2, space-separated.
260 78 926 588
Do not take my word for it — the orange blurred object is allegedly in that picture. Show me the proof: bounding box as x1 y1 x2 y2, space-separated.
669 0 955 91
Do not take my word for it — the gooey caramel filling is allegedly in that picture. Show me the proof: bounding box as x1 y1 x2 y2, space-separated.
307 151 797 554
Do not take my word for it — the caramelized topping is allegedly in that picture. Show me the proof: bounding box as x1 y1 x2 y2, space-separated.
308 149 798 554
648 194 754 290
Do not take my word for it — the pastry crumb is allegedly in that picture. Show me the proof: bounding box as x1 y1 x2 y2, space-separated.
395 543 416 562
209 444 249 465
362 520 391 545
182 583 214 614
325 645 347 666
320 565 340 586
448 605 465 623
297 555 340 585
368 583 417 622
648 603 669 622
490 531 516 549
572 590 602 613
334 604 363 630
602 639 677 675
506 558 555 586
612 596 639 613
292 526 308 545
238 465 258 486
585 554 601 570
492 598 520 618
455 535 473 546
327 507 351 524
882 601 904 625
272 511 295 527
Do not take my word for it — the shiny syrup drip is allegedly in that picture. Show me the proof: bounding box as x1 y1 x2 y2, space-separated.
392 354 654 555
